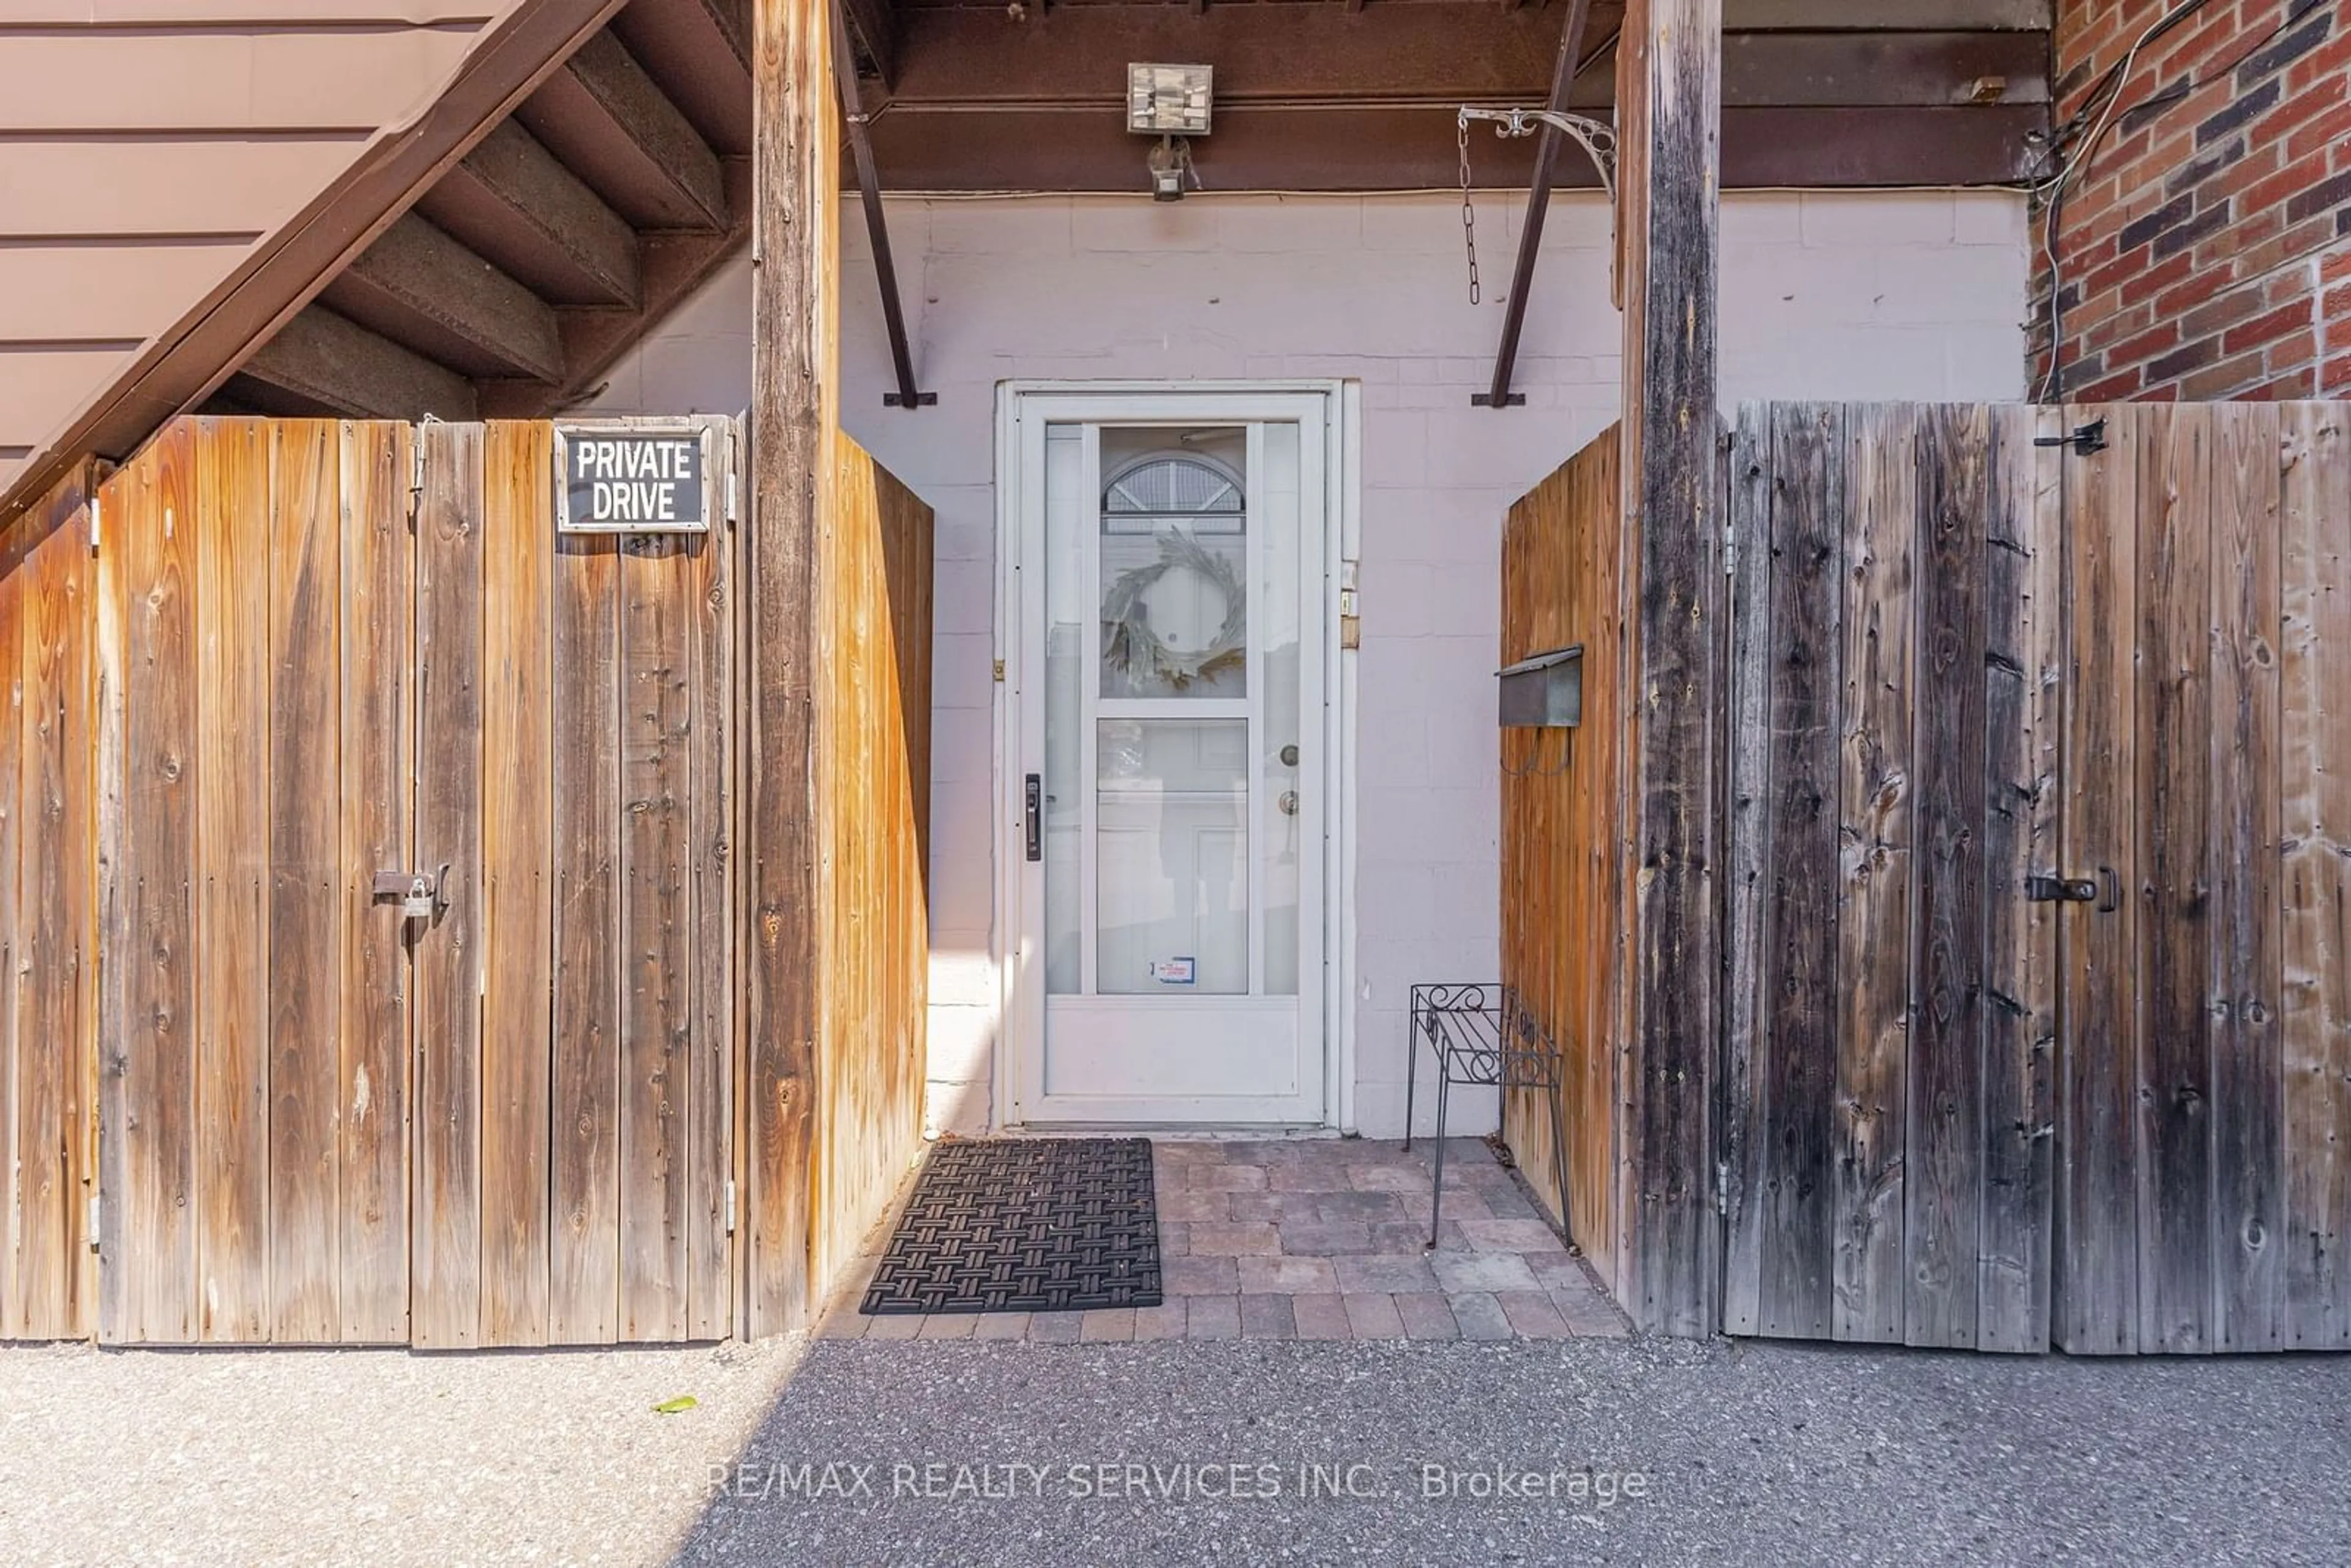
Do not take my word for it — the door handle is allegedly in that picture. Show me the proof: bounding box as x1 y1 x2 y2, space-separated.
1024 774 1042 862
2098 865 2120 913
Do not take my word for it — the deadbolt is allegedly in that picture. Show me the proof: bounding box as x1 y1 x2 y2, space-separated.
1280 743 1299 767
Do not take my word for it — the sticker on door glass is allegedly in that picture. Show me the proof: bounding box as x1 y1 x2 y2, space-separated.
1150 957 1197 986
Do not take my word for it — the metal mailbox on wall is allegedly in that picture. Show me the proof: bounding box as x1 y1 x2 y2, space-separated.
1497 645 1583 729
553 418 718 533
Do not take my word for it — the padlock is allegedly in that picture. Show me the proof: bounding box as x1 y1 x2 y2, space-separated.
401 876 435 920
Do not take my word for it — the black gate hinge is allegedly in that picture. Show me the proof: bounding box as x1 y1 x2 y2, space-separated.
2033 418 2107 456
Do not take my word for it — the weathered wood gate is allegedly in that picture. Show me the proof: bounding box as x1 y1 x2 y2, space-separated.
98 416 737 1347
1722 400 2351 1355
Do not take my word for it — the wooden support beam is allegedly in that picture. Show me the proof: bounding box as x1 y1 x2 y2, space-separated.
323 214 567 384
518 29 730 231
839 0 897 89
881 7 2047 108
746 0 835 1336
1614 0 1723 1339
239 306 478 421
421 121 643 309
861 103 2040 193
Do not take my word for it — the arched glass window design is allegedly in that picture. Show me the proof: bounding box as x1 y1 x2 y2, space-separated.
1101 451 1244 534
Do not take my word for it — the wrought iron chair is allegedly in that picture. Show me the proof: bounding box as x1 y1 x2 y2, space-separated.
1401 983 1573 1253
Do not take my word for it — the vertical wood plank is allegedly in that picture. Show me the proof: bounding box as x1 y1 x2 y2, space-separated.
94 459 132 1345
12 468 99 1340
1976 405 2055 1354
550 530 622 1346
1833 403 1916 1346
1719 405 1772 1338
337 422 413 1343
1906 402 1990 1349
2053 404 2141 1354
1757 402 1840 1340
686 422 737 1341
192 419 271 1342
0 490 24 1333
2137 403 2215 1356
2139 403 2227 1355
113 421 200 1343
2279 402 2351 1351
748 0 837 1335
265 421 344 1343
620 532 690 1341
481 422 554 1348
1613 0 1724 1338
2210 403 2284 1352
411 421 485 1349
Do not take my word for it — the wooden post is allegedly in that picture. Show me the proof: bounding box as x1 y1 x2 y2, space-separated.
746 0 838 1336
1614 0 1723 1338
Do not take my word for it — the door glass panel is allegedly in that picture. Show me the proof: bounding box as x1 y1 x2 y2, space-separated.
1100 430 1247 700
1043 425 1086 993
1096 718 1248 994
1041 419 1302 1001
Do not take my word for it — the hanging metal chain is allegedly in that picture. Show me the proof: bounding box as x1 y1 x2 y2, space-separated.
1458 111 1481 305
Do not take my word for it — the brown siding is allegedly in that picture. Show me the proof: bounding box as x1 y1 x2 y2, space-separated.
0 4 516 511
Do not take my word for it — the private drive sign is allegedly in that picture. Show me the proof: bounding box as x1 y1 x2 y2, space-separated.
554 420 714 533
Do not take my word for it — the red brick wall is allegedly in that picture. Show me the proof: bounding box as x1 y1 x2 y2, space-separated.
2036 0 2351 401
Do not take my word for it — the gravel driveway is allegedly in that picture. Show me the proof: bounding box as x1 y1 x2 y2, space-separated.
683 1336 2351 1567
0 1336 809 1567
7 1330 2350 1565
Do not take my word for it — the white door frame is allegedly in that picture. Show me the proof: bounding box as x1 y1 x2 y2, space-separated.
991 381 1355 1130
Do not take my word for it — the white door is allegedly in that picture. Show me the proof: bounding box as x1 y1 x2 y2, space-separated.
1003 389 1335 1124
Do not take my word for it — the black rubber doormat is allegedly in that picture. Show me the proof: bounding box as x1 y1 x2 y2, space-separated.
860 1138 1162 1315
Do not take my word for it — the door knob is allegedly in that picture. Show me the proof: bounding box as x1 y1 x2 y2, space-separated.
1278 790 1299 816
1280 743 1299 767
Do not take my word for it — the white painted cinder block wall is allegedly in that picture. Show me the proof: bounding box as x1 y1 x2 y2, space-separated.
579 190 2030 1139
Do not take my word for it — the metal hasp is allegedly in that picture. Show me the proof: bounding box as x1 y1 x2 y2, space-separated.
372 866 448 921
832 0 934 410
2028 866 2120 911
2034 417 2109 456
1466 0 1610 411
1497 643 1583 729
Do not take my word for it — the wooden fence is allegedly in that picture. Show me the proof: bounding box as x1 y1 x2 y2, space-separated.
808 437 933 1300
1721 403 2057 1352
0 413 932 1347
2056 402 2350 1355
1719 400 2351 1355
1500 427 1627 1284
